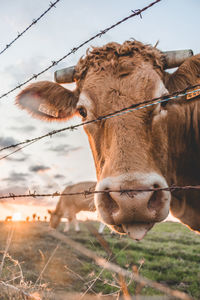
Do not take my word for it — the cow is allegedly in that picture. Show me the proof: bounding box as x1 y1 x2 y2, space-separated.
16 40 200 240
32 213 37 222
47 181 105 233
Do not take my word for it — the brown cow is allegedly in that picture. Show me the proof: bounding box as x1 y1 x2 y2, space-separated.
48 181 105 233
16 40 200 240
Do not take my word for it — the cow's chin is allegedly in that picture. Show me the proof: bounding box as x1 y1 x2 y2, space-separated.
109 222 155 241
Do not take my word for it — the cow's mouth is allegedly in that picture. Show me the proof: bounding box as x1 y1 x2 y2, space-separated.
110 222 155 240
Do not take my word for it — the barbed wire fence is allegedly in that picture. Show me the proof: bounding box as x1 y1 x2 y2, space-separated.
0 184 200 201
0 1 199 299
0 0 61 57
0 0 198 218
0 84 200 161
0 0 161 100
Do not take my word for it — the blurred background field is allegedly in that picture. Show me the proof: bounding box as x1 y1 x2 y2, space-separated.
0 221 199 299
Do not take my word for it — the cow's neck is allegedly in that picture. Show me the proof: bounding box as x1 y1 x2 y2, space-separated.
167 100 200 186
55 201 63 217
79 196 96 212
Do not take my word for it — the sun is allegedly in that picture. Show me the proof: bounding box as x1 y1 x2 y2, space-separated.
12 212 22 221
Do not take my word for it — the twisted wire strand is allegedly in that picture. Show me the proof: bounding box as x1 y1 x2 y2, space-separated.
0 0 161 100
1 184 200 200
0 84 199 160
0 0 61 56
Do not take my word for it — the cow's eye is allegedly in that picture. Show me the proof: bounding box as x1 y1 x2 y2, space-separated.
77 107 87 118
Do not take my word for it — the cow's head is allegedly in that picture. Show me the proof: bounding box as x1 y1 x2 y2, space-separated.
17 41 193 240
48 209 62 228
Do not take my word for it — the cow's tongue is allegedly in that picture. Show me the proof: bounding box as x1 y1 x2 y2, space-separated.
122 223 154 240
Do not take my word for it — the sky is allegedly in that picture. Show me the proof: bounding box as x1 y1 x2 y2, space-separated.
0 0 199 220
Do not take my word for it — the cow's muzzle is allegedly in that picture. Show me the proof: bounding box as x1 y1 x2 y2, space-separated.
95 173 171 240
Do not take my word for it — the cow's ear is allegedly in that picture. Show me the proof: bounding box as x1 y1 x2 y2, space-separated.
47 209 52 215
16 81 79 121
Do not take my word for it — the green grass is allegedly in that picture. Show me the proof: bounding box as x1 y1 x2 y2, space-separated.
0 221 199 299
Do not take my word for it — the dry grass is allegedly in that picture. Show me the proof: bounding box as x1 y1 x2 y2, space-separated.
0 221 199 299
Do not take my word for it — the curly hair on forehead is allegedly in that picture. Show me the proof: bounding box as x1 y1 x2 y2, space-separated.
74 40 165 83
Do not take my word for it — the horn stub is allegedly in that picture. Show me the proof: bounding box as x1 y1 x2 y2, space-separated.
54 66 76 83
54 49 194 80
163 49 193 69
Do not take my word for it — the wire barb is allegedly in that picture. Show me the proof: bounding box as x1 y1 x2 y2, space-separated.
0 0 161 100
0 84 199 160
2 184 200 200
0 0 61 57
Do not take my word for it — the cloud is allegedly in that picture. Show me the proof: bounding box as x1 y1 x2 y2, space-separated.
62 181 73 188
48 144 70 153
0 185 26 195
9 125 36 133
29 165 50 173
6 155 28 162
0 55 52 90
0 136 19 148
3 171 29 182
48 144 82 155
54 174 65 179
45 184 55 189
6 152 29 162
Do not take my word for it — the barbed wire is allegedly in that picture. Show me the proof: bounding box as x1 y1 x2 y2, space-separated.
1 184 200 200
0 84 199 160
0 0 161 100
0 140 38 161
0 0 61 57
46 228 193 300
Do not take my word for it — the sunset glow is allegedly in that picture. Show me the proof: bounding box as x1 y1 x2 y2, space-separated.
12 212 22 221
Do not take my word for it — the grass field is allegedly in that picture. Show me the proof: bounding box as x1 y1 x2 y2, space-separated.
0 221 199 299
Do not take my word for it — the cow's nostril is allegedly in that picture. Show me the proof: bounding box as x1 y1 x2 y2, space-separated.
148 184 164 211
153 183 159 189
148 191 158 210
96 175 170 227
97 191 120 224
102 191 119 215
